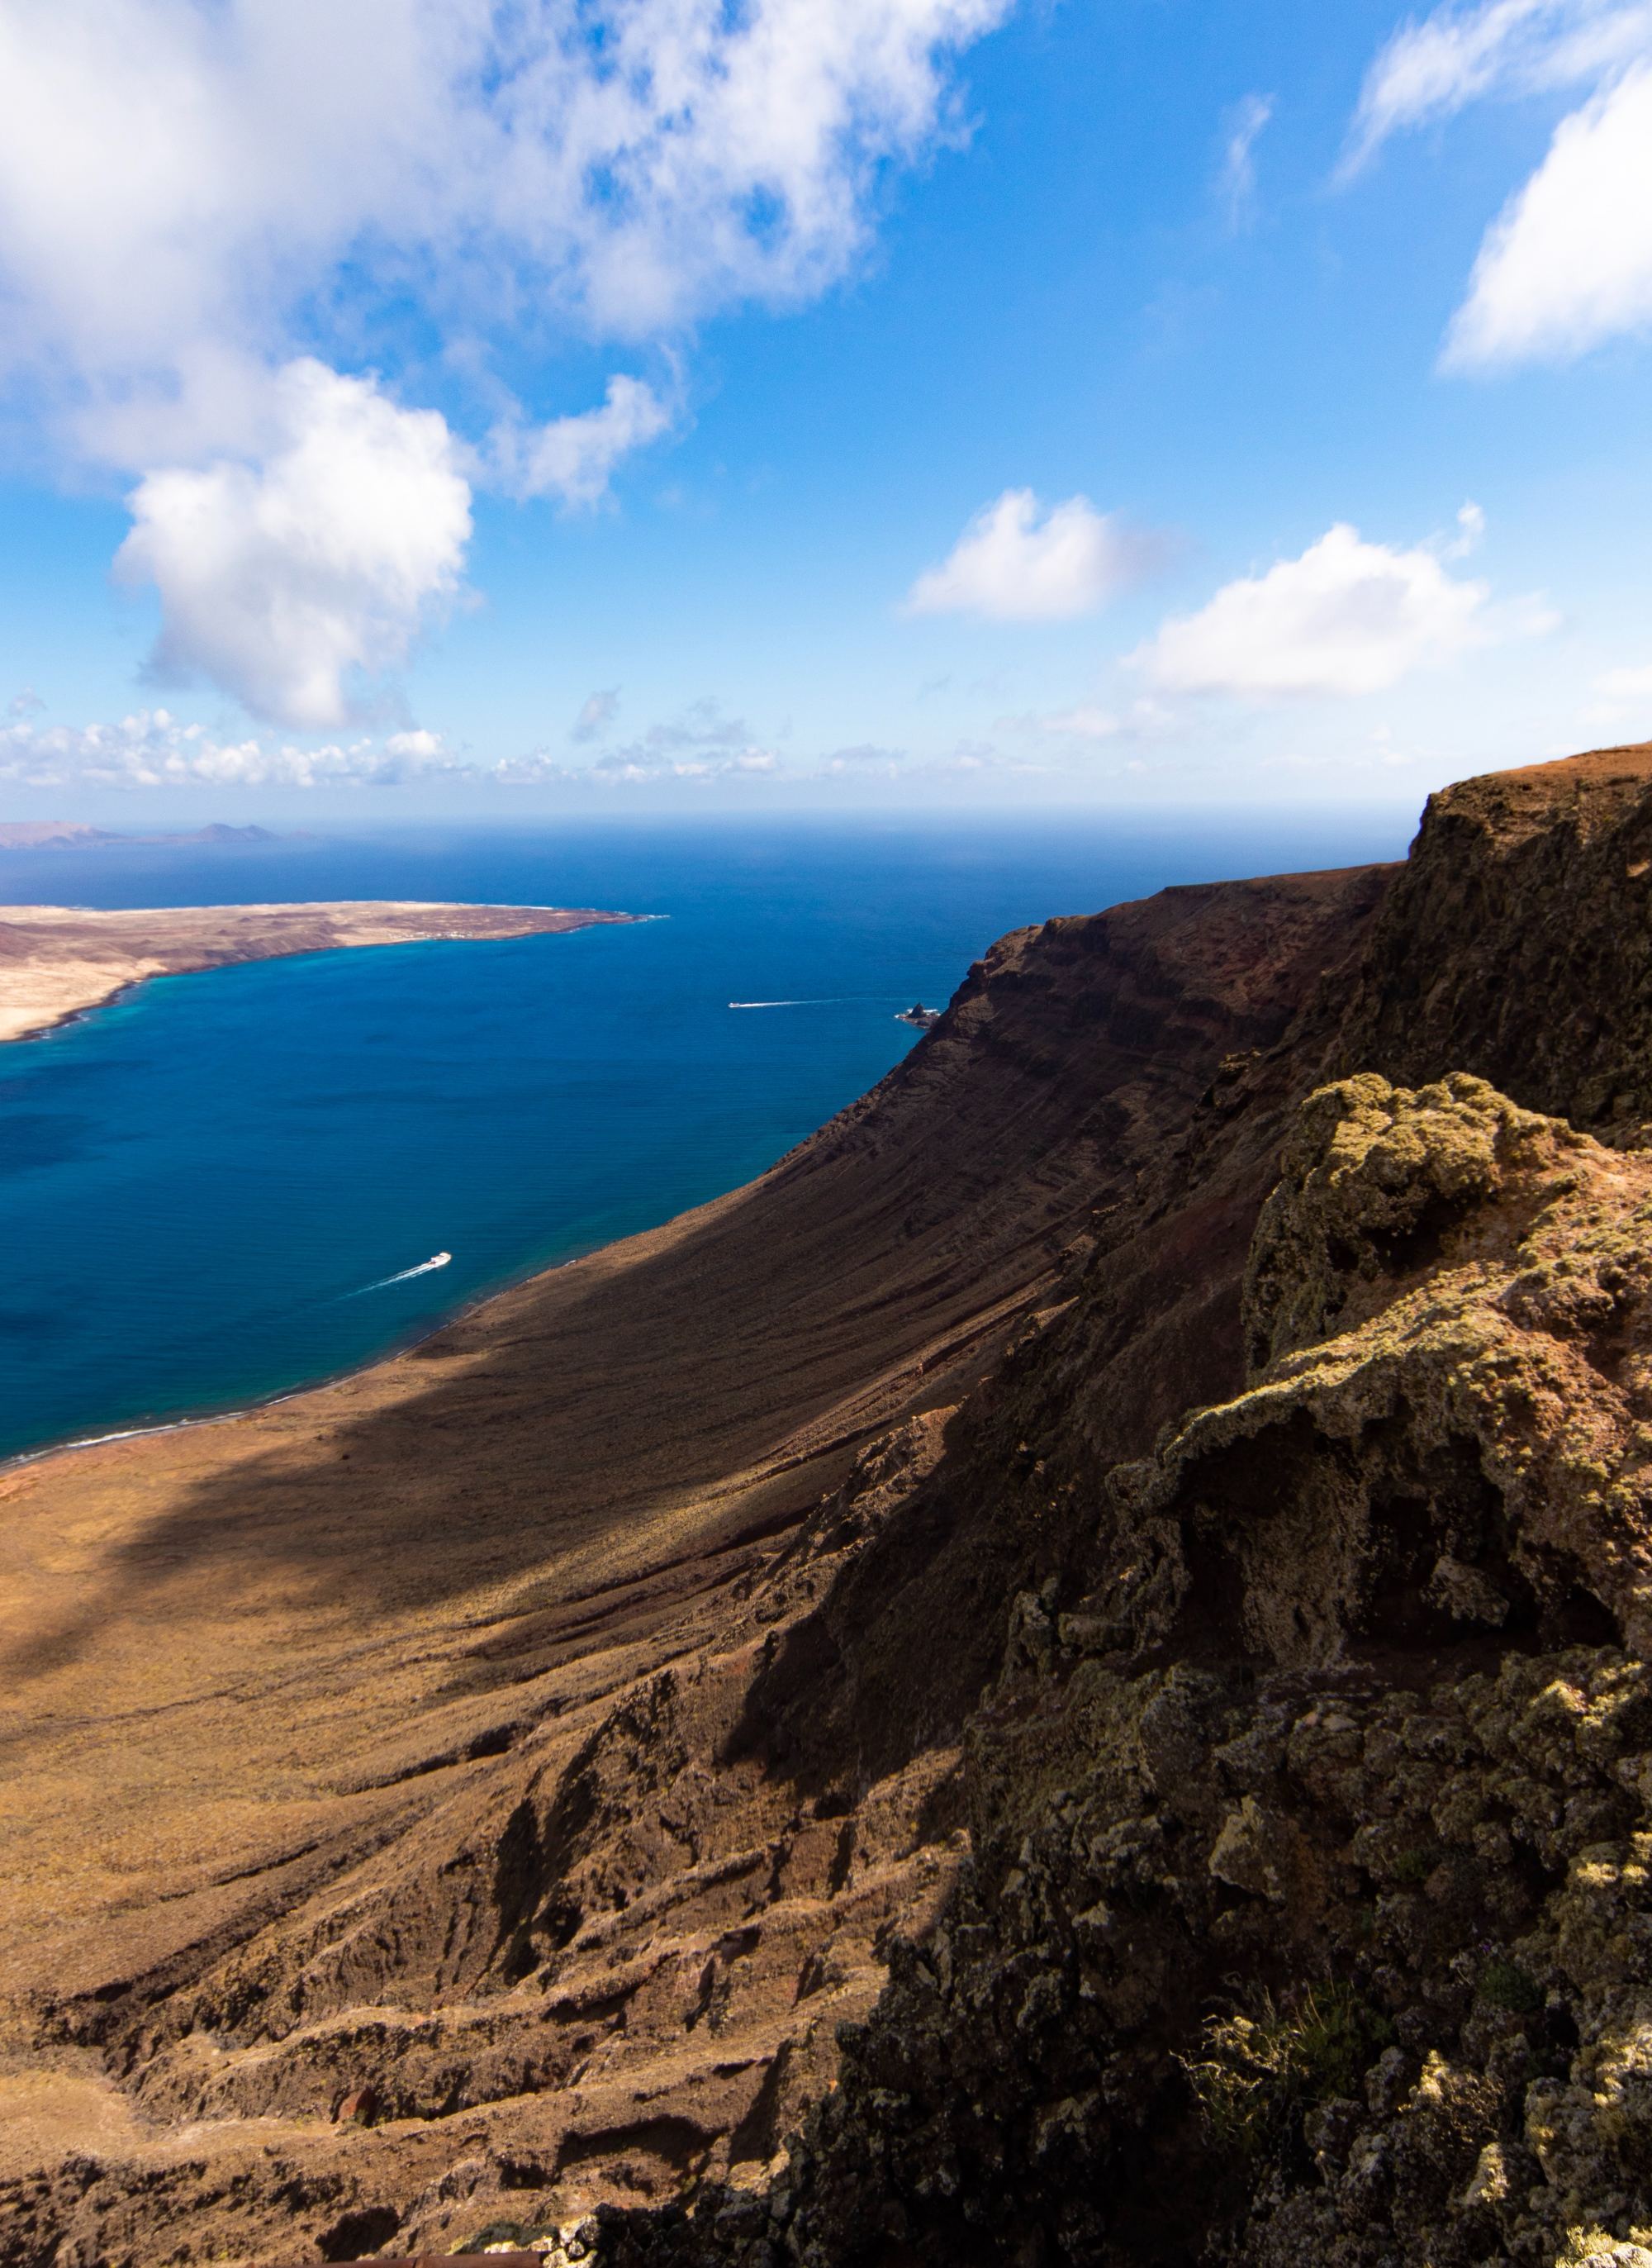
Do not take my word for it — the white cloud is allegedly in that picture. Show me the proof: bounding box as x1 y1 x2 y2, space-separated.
0 0 1013 396
1219 93 1275 225
1344 0 1652 169
1444 62 1652 365
1443 500 1488 555
1029 704 1123 738
995 697 1180 741
572 688 620 742
1345 0 1652 367
0 1 1015 725
0 708 464 789
904 489 1156 621
114 359 472 729
496 376 673 508
1596 662 1652 697
1132 521 1508 698
814 742 904 776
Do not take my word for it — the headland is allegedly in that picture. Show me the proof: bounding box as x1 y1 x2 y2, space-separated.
0 900 635 1045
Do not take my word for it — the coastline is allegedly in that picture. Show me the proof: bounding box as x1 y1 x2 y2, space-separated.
0 898 636 1046
0 1235 594 1476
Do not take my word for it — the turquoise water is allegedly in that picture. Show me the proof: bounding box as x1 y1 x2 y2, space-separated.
0 813 1413 1460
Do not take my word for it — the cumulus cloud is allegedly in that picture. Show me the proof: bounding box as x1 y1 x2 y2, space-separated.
0 693 796 793
1131 521 1519 698
0 709 464 790
0 0 1014 724
904 490 1157 621
495 376 673 508
0 0 1012 391
113 359 472 729
1345 0 1652 366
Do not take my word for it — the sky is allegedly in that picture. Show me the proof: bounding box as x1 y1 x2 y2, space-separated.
2 0 1651 819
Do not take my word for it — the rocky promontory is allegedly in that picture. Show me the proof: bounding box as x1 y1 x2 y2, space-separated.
9 745 1652 2268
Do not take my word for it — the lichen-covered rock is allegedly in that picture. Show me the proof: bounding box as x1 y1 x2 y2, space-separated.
1115 1072 1652 1665
1241 1071 1595 1369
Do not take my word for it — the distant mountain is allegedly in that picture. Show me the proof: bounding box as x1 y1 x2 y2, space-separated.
0 820 118 847
0 820 285 849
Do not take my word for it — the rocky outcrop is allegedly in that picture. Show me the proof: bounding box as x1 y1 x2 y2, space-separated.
1331 741 1652 1137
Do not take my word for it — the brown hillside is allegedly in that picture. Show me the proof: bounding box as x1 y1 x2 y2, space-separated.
0 865 1385 2261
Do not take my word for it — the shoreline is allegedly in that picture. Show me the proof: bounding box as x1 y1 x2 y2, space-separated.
0 1236 596 1477
0 897 638 1047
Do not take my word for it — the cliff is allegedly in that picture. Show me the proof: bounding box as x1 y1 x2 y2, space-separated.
8 746 1652 2268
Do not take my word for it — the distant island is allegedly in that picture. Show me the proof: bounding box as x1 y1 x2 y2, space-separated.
0 899 635 1044
0 820 288 849
895 999 942 1027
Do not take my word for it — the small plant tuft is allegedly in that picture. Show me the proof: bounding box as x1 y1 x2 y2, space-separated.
1391 1844 1441 1885
1477 1957 1543 2014
1182 1981 1393 2160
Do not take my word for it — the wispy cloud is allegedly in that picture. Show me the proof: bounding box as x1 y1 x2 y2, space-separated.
501 697 779 783
492 377 675 510
995 699 1175 742
1344 0 1652 169
1218 93 1275 226
571 689 620 743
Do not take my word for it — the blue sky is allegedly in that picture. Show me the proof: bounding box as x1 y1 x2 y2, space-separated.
2 0 1650 816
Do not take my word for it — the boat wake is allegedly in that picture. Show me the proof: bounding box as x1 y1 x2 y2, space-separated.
728 997 851 1009
349 1251 453 1296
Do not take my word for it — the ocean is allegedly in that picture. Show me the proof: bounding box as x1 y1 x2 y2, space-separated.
0 811 1415 1462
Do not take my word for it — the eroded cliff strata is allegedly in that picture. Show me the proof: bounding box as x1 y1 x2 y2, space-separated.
9 744 1652 2268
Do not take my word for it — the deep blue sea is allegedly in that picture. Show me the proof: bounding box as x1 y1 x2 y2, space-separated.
0 812 1416 1462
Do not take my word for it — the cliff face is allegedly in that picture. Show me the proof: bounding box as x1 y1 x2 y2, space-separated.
9 744 1652 2268
590 744 1652 2268
1331 741 1652 1134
